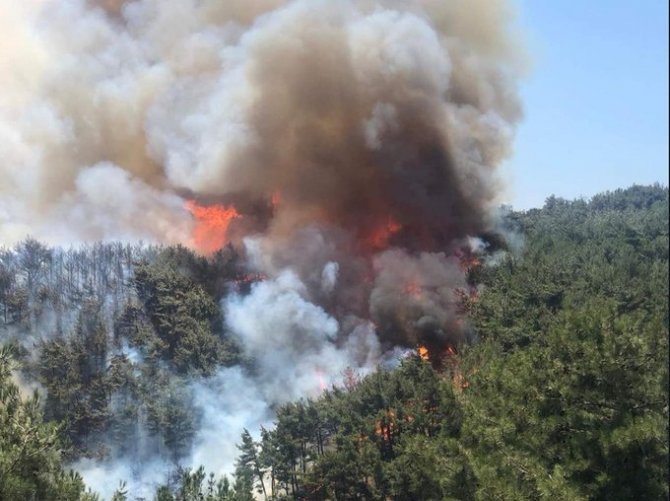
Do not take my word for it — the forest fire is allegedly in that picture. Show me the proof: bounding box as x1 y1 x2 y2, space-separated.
438 344 470 393
416 343 469 393
459 254 481 272
415 343 461 372
374 409 396 442
184 200 240 254
0 0 553 496
365 218 402 251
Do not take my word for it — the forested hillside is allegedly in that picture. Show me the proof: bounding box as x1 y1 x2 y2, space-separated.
0 241 250 499
1 184 667 500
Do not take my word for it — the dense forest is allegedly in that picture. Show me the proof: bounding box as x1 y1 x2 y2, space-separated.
1 184 667 500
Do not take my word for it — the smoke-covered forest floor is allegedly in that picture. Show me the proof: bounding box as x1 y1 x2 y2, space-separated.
1 184 668 500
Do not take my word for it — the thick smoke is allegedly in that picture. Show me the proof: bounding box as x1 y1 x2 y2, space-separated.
1 0 522 247
0 0 524 497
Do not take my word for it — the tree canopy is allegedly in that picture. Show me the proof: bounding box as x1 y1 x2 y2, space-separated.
0 184 667 500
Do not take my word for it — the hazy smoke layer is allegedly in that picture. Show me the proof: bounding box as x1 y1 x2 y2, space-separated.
1 0 524 497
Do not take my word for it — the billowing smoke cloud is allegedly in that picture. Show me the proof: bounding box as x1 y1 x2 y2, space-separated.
0 0 524 496
1 0 523 247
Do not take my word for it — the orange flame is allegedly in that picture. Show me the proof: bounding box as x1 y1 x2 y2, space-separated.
374 409 396 441
366 218 402 251
185 200 240 254
459 254 481 272
418 345 429 361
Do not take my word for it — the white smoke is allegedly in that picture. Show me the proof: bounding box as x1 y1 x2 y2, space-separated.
186 368 273 491
76 269 384 498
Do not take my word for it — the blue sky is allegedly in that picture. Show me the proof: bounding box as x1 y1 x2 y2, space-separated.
503 0 669 209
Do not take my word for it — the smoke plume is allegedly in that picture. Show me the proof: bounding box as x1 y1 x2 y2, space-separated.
0 0 524 496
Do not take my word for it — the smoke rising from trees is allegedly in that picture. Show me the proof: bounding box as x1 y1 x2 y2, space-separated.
0 0 526 497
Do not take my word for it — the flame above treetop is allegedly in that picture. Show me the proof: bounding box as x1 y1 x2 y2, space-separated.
184 200 240 254
365 218 402 251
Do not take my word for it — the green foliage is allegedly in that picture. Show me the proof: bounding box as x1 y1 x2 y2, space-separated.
0 242 245 471
254 356 468 499
0 345 98 500
153 466 237 501
152 244 243 300
132 262 239 374
38 301 113 456
459 185 669 500
110 481 128 501
145 380 197 462
1 184 667 500
472 184 668 350
236 429 268 499
233 184 668 500
461 302 668 500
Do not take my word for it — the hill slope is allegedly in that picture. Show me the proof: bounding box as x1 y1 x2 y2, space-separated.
1 184 668 500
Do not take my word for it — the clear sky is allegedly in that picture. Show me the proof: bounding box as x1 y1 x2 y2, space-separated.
503 0 669 209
